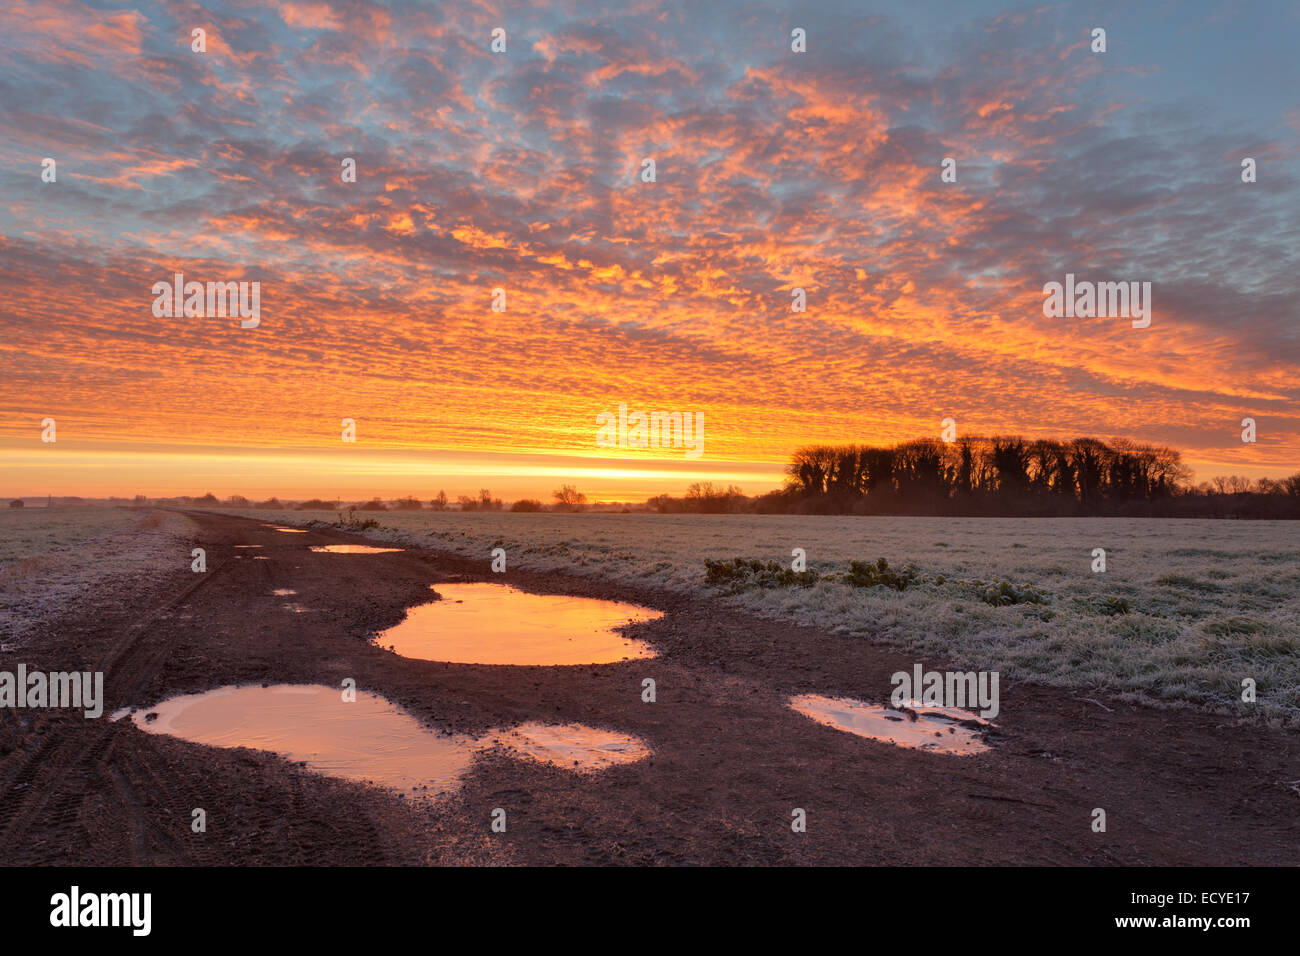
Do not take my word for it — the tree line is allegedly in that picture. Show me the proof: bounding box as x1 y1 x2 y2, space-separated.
149 484 592 513
779 436 1300 516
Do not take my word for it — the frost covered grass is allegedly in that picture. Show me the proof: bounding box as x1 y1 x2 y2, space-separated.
0 507 151 568
0 508 197 648
235 510 1300 722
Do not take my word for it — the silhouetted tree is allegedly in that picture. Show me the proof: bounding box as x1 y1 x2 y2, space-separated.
553 485 587 512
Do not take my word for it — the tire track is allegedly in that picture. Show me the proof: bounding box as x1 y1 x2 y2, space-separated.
0 554 232 859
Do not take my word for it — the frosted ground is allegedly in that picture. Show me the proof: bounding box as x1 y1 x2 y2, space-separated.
0 508 196 650
242 511 1300 723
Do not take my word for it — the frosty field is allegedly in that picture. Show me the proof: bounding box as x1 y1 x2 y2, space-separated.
242 510 1300 722
0 508 196 649
2 507 1296 868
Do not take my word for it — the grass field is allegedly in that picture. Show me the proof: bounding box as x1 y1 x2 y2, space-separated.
0 508 195 648
237 509 1300 722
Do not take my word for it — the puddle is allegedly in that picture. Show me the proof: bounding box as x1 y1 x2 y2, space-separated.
271 526 308 533
377 582 662 665
899 701 992 726
281 603 311 614
790 694 992 755
500 722 651 770
121 684 479 794
272 589 296 596
117 685 652 793
234 545 262 549
310 544 404 554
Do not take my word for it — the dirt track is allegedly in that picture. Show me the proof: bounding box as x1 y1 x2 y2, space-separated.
0 510 1296 865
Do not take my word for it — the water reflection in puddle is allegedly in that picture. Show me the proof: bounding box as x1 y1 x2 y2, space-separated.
271 526 308 533
272 589 296 596
310 544 404 554
119 684 479 794
377 582 661 665
234 545 262 549
117 685 652 795
790 694 992 755
499 722 651 770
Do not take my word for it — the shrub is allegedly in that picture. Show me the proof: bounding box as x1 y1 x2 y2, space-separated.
974 579 1048 606
845 558 920 591
1092 596 1132 616
334 506 380 530
704 558 818 592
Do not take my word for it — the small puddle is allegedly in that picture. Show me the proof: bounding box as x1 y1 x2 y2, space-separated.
234 545 262 549
310 544 403 554
901 701 992 726
116 685 652 794
272 589 296 596
377 582 662 665
499 722 651 770
790 694 992 755
119 684 479 794
271 526 308 533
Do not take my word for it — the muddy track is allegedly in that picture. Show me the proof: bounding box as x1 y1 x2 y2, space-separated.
0 509 1297 866
0 552 229 858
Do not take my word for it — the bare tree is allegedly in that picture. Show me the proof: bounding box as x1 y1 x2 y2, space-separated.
553 484 587 512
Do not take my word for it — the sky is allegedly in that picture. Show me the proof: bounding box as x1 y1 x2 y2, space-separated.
1 0 1297 501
